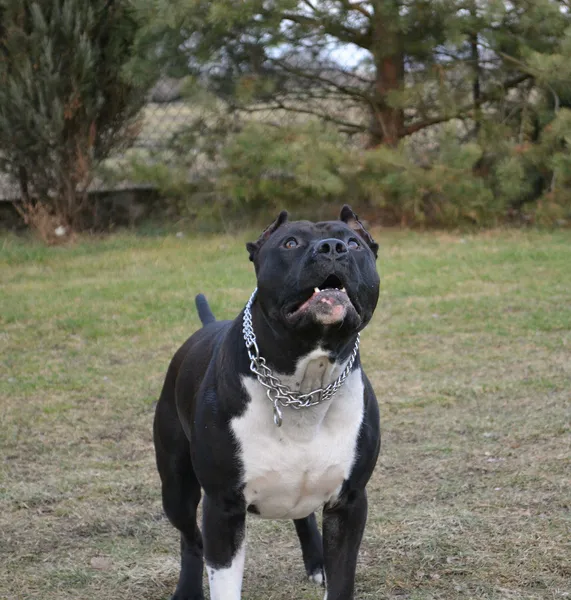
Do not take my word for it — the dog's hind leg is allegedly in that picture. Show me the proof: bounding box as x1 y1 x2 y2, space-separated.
294 514 325 585
155 392 204 600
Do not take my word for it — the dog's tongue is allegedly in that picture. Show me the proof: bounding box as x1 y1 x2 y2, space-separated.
297 288 350 325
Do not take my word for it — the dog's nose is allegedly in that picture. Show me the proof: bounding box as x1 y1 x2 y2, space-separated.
315 238 348 257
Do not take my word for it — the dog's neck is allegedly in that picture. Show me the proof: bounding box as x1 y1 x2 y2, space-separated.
289 347 343 394
249 300 358 377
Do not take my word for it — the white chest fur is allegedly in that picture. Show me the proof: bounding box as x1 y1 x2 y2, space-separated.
231 350 364 520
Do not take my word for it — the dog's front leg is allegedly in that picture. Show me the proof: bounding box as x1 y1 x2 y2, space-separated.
202 494 247 600
322 488 368 600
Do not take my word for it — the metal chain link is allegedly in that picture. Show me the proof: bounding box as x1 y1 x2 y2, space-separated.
243 288 360 427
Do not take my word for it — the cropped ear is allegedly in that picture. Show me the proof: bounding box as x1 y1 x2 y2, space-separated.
340 205 378 258
246 210 289 262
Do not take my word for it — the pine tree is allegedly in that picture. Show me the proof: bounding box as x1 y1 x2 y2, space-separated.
0 0 146 230
131 0 571 147
128 0 571 225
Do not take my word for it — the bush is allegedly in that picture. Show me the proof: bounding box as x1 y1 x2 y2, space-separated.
0 0 147 235
218 122 348 211
123 103 571 229
352 132 500 227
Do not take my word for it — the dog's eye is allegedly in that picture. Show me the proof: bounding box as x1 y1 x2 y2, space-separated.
284 237 299 249
348 238 360 250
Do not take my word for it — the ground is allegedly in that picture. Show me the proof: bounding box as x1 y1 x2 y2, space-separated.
1 228 570 600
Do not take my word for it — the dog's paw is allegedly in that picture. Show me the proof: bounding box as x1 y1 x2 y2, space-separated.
308 566 325 586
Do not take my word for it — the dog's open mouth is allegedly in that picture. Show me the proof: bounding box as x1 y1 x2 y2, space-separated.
286 274 354 325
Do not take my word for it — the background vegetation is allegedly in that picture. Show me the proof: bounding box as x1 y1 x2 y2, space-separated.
125 0 571 227
2 1 571 234
0 0 146 236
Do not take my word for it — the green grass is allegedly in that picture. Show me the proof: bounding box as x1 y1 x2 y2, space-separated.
1 228 570 600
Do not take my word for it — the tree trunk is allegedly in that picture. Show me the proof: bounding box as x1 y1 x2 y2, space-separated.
368 3 405 147
18 165 30 203
370 55 405 146
54 172 78 229
469 2 481 135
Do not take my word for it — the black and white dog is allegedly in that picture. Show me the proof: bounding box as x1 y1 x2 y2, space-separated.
154 206 381 600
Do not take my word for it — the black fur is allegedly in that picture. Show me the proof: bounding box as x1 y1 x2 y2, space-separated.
195 293 216 326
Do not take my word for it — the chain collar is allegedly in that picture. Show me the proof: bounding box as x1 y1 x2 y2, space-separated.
243 288 360 427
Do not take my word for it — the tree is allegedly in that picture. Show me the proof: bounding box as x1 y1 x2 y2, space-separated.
128 1 571 226
0 0 147 231
130 0 571 147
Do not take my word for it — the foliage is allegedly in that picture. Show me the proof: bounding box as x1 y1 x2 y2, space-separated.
122 0 571 227
131 106 571 228
131 0 571 143
354 135 497 227
219 122 347 210
213 121 494 226
0 0 147 232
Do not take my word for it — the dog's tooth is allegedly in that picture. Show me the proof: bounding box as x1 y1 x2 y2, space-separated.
341 287 346 293
314 287 320 293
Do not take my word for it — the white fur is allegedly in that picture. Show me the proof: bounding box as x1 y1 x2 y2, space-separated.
309 569 324 585
206 535 246 600
232 348 364 520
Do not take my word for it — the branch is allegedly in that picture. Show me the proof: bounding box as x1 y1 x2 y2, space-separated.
271 44 374 85
281 11 370 47
270 57 375 104
240 101 366 133
339 0 372 19
403 73 532 137
302 0 318 12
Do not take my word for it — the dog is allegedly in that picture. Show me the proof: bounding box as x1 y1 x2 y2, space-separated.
154 205 381 600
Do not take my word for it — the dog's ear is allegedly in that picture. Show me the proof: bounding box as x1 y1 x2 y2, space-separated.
246 210 289 262
340 205 378 258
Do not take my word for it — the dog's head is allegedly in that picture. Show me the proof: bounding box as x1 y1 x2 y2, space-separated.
247 206 379 337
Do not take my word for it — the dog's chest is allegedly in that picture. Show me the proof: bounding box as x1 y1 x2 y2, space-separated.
232 362 364 520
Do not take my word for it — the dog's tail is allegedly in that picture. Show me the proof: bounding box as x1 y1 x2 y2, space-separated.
195 294 216 326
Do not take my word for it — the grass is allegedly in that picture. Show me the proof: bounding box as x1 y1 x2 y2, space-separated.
1 228 570 600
